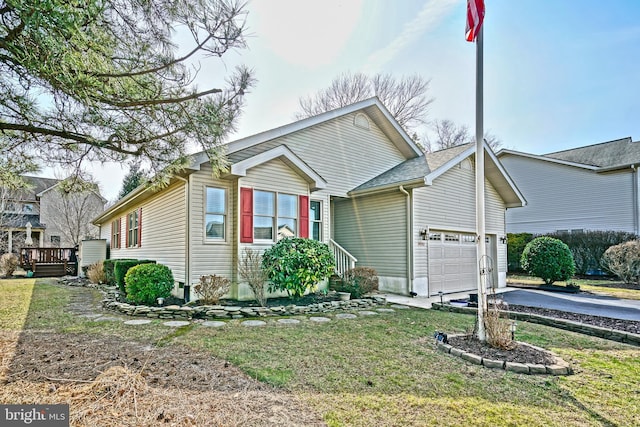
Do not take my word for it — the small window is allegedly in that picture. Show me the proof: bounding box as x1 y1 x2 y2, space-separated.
205 187 226 240
461 234 476 244
50 235 61 246
428 232 441 241
22 203 34 213
310 200 322 241
444 233 459 242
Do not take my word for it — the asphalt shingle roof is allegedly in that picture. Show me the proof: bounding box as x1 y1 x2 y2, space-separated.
544 137 640 168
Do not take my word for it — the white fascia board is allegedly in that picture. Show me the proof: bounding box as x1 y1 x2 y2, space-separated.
230 145 327 190
497 149 600 171
424 145 476 185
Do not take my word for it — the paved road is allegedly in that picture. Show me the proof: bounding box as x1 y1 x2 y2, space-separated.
497 289 640 321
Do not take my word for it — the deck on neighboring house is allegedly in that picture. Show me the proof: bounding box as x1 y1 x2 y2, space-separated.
20 247 77 277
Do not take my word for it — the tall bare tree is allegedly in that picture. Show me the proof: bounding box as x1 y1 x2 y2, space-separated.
43 176 105 247
0 0 254 186
297 72 433 135
426 119 502 152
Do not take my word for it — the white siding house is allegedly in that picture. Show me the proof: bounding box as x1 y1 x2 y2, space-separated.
94 98 524 299
498 137 640 235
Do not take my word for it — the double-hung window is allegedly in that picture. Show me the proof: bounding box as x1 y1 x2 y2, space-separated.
241 188 308 243
127 210 140 247
252 190 298 241
277 193 297 240
310 200 322 241
205 187 226 240
111 219 121 249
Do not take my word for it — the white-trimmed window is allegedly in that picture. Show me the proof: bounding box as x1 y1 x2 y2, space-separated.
253 190 298 241
205 187 226 240
126 210 140 247
310 200 322 241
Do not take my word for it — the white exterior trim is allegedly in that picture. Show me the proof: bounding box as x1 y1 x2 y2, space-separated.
230 145 327 190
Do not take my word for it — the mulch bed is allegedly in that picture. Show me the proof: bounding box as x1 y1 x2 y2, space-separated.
505 304 640 335
447 334 557 365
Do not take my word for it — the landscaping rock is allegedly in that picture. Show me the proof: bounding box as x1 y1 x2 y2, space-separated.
482 359 504 369
124 319 152 325
505 362 530 374
309 316 331 323
201 321 226 328
242 320 266 327
163 320 191 327
335 313 357 320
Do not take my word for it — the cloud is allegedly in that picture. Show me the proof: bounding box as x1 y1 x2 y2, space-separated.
364 0 460 73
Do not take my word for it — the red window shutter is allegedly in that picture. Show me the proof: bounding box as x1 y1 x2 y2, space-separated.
240 187 253 243
119 217 123 248
299 195 309 239
137 208 142 247
125 215 129 248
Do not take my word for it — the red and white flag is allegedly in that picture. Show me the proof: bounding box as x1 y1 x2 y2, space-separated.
465 0 485 42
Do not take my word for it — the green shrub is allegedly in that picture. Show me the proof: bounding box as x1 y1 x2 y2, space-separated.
520 236 575 284
124 263 174 305
331 267 379 298
548 230 637 275
507 233 533 272
601 240 640 284
262 238 335 298
114 259 155 293
0 253 19 278
194 274 231 304
103 258 136 286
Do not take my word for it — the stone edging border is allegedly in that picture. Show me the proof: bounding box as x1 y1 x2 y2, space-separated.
436 334 572 376
432 303 640 347
99 287 388 320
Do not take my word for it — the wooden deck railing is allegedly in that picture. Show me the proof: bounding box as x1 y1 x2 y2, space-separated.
19 247 77 277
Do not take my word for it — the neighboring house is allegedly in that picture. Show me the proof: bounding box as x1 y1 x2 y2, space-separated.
0 176 106 254
93 98 524 299
498 137 640 235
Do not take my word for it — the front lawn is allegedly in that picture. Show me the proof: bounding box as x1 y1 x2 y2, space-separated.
1 279 639 426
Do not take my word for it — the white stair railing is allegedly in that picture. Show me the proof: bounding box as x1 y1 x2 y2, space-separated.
329 239 357 276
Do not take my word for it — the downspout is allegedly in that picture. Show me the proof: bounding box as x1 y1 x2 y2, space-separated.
399 185 413 295
175 176 190 301
633 165 639 235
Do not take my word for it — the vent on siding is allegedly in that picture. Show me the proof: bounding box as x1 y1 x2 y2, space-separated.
354 113 370 130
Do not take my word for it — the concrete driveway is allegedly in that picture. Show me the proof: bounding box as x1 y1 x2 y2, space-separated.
497 289 640 321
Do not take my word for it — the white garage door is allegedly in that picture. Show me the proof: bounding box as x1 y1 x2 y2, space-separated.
428 231 478 295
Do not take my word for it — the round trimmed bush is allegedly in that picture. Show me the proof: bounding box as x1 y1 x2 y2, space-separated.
124 263 174 305
262 238 335 298
520 236 575 284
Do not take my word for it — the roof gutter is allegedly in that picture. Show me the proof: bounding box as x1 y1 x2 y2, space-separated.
399 185 413 295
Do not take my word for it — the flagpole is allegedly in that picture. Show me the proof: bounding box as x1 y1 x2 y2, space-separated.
475 25 487 342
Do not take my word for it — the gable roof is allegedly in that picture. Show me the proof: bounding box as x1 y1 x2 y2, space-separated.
498 137 640 172
19 176 60 200
223 97 423 159
544 137 640 169
351 142 526 208
228 145 327 190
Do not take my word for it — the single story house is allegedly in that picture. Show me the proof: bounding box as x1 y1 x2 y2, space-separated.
93 97 524 299
498 137 640 235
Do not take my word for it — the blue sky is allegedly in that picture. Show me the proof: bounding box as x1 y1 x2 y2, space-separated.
79 0 640 200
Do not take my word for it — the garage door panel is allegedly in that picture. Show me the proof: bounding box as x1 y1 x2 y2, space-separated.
429 231 478 296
